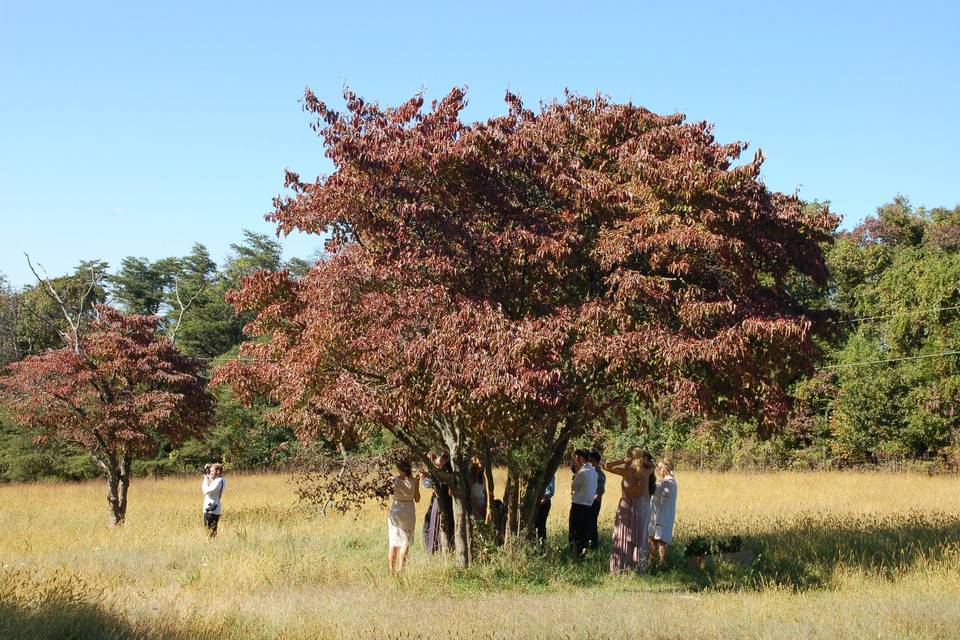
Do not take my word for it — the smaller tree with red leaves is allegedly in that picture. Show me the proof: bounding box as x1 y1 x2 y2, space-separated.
0 306 215 525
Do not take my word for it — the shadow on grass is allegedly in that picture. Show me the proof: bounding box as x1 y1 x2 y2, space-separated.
448 511 960 594
679 510 960 592
0 568 199 640
0 597 139 640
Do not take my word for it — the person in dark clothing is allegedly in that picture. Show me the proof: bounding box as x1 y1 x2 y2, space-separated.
587 451 605 549
534 474 556 543
421 452 451 553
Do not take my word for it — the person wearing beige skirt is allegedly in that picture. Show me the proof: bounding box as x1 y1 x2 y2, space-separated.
388 460 421 575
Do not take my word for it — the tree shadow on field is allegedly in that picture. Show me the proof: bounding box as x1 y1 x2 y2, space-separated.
680 511 960 592
0 597 139 640
0 568 201 640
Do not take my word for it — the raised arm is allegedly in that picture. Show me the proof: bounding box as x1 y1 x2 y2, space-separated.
203 477 223 497
602 458 631 477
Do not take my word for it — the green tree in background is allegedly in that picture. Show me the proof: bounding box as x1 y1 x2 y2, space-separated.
109 256 179 316
164 233 297 358
14 261 108 356
819 198 960 462
0 274 18 366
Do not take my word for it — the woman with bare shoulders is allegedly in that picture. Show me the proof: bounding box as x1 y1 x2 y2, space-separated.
387 460 421 575
604 447 655 574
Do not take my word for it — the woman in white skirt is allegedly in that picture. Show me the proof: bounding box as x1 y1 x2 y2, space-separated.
388 460 420 575
648 458 678 567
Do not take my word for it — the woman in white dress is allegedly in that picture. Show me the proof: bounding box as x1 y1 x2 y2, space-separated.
648 459 678 567
388 460 420 575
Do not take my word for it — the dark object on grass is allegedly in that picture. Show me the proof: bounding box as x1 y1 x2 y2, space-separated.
684 535 743 556
686 549 755 571
684 535 753 570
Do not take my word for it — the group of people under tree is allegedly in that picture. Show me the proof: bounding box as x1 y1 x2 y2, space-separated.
386 447 678 575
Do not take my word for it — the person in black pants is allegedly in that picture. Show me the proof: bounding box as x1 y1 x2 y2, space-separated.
587 450 605 549
568 449 598 558
534 474 556 543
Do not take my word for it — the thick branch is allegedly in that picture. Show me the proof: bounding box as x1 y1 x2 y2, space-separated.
169 275 204 345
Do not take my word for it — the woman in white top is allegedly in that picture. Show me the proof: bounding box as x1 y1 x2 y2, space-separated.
388 460 420 575
201 463 226 538
648 459 678 567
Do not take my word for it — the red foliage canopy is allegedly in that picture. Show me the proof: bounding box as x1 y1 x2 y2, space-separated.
217 88 838 450
1 306 214 462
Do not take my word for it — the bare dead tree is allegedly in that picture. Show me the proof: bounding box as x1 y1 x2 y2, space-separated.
168 275 204 346
24 253 101 353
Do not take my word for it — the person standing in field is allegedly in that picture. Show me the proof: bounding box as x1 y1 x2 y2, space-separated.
201 463 225 538
422 452 451 554
569 449 598 558
604 448 655 573
587 450 605 549
649 458 678 567
388 460 421 575
469 459 487 521
534 473 556 543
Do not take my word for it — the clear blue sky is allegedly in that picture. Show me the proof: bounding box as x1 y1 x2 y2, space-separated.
2 0 958 287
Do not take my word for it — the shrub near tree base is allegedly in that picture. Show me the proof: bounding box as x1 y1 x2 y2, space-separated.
216 88 838 566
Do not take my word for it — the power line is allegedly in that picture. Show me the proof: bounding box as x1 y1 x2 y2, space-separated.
818 349 960 370
842 304 960 324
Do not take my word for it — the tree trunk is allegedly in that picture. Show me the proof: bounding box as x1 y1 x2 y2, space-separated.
117 452 131 524
448 490 471 566
104 452 132 526
441 426 472 567
437 489 455 554
493 471 512 542
503 468 521 538
518 429 573 536
480 437 496 521
106 471 121 525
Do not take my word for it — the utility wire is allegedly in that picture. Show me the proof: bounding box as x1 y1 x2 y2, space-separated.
841 304 960 324
818 349 960 370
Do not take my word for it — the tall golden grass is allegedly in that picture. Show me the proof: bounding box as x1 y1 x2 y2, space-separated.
1 470 959 639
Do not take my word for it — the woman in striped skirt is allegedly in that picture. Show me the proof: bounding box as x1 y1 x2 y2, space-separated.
603 448 655 574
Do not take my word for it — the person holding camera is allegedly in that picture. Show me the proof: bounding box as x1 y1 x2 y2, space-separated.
202 463 225 537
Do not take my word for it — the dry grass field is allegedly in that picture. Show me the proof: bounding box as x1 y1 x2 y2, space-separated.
1 470 959 639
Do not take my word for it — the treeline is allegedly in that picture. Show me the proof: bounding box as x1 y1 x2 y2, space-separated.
1 198 959 482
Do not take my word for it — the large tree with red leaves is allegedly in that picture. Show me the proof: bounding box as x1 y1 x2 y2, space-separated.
215 88 837 564
0 307 214 525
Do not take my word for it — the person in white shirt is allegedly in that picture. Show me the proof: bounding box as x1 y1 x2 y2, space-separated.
568 449 598 558
649 459 678 567
201 463 225 538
